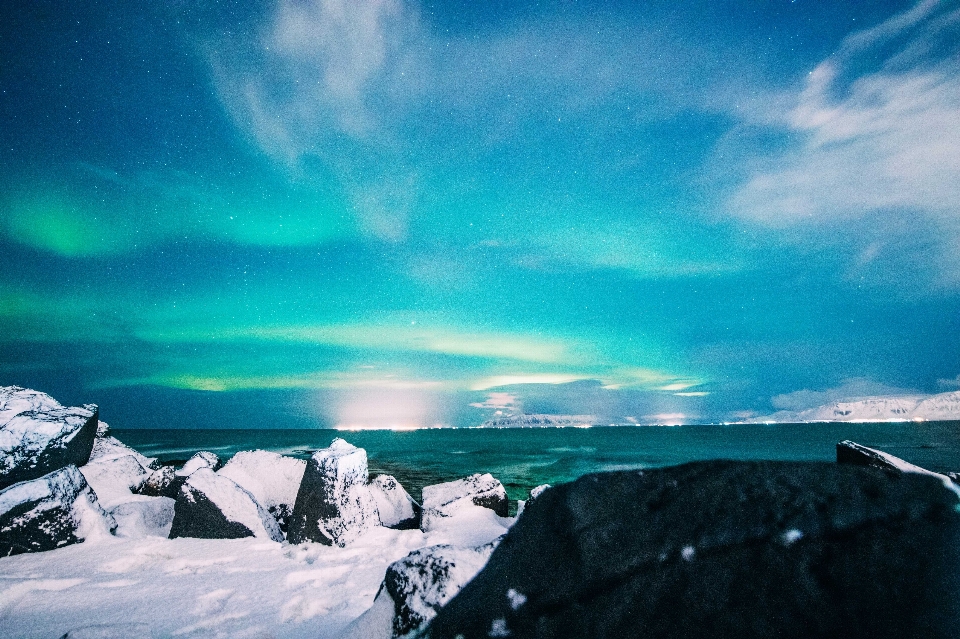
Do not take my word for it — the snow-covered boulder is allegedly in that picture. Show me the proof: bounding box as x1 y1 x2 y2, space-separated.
88 435 158 470
0 386 99 490
382 537 503 637
421 473 508 531
217 450 306 533
168 468 282 541
109 496 175 538
79 455 150 509
287 438 380 547
0 465 116 556
138 466 179 498
369 474 420 530
176 451 221 477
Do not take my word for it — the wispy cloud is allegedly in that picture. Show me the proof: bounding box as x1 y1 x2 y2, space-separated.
728 1 960 283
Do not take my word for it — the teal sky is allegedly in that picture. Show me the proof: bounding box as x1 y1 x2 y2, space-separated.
2 0 959 427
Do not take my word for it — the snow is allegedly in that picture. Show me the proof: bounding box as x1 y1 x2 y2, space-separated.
88 436 157 471
421 473 507 532
176 452 221 478
217 450 305 514
80 456 149 510
368 474 417 528
842 440 960 499
109 497 175 539
0 507 514 638
181 469 283 541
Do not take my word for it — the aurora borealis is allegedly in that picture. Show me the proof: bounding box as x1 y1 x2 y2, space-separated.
2 0 959 427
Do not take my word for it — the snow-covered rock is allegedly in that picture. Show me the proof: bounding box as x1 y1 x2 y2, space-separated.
88 435 158 471
369 474 420 530
217 450 305 533
79 455 150 509
287 438 381 547
175 451 221 477
109 496 175 538
138 466 179 498
0 465 116 556
837 440 960 497
168 468 282 542
381 537 503 637
421 473 508 532
517 483 551 517
751 389 960 423
0 386 100 490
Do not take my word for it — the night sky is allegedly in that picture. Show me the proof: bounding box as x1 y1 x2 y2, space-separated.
2 0 959 428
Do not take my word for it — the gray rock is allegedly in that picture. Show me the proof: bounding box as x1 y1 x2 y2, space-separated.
420 474 508 531
88 435 158 471
384 537 503 637
110 496 175 538
287 438 381 547
168 468 282 541
0 465 116 556
0 386 99 490
424 461 960 639
137 466 181 498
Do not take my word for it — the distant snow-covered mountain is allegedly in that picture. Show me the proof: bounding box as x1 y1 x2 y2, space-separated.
750 390 960 423
479 414 596 428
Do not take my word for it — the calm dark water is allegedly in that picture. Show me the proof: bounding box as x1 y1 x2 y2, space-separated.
114 422 960 503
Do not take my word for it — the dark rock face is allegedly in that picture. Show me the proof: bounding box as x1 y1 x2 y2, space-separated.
0 386 99 490
424 461 960 639
287 439 380 547
168 469 283 541
138 466 181 498
0 465 115 556
385 538 502 637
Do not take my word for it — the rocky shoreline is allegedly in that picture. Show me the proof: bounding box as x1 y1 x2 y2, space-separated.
2 385 959 638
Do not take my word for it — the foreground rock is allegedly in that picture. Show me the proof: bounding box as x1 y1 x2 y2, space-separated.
370 474 421 530
287 439 380 547
88 435 158 471
0 386 99 489
168 468 282 541
0 465 116 556
217 450 306 534
383 538 503 637
425 461 960 639
421 474 508 531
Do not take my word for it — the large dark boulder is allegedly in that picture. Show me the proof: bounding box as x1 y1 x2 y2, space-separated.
0 465 116 556
423 460 960 639
287 438 380 547
137 465 180 498
168 468 283 541
0 386 99 489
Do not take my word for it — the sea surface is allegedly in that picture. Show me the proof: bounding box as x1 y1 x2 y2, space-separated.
114 422 960 507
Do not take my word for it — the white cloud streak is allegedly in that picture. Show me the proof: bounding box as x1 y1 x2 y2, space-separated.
728 1 960 283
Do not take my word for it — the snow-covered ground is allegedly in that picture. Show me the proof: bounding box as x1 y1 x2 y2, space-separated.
0 506 513 639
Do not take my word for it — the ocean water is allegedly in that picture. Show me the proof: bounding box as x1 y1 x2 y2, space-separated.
114 422 960 506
